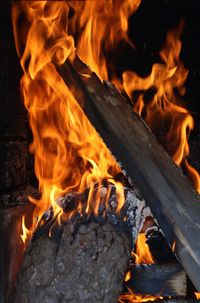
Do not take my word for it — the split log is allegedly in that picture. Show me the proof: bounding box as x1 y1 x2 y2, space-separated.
57 57 200 291
13 186 149 303
126 264 186 297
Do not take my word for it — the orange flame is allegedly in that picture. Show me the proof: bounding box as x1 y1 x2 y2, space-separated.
133 233 154 264
21 215 31 245
122 23 200 192
11 2 199 302
195 292 200 300
119 294 162 302
12 1 124 230
69 0 141 80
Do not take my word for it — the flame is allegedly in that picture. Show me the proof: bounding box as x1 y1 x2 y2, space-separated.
125 270 131 282
195 293 200 300
133 233 154 264
12 3 200 302
12 1 124 230
122 23 200 192
69 0 141 80
21 215 31 245
119 294 162 302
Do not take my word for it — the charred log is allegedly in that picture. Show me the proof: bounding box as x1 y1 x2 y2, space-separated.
13 186 149 303
57 56 200 291
126 264 186 297
14 220 130 303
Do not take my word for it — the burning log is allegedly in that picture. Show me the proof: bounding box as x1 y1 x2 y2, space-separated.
57 56 200 291
126 264 186 297
13 186 150 303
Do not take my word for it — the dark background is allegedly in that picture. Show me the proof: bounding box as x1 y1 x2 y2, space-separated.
112 0 200 115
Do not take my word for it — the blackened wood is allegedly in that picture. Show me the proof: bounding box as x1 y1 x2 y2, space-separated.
145 227 177 263
57 57 200 291
126 264 186 297
13 187 146 303
13 220 131 303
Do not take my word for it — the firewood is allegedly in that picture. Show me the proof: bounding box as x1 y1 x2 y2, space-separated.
57 56 200 291
12 186 149 303
126 264 186 297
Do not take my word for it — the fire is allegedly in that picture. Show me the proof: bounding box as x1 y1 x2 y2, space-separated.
195 293 200 300
69 0 141 81
133 233 154 264
12 1 123 228
21 215 31 245
119 294 162 302
11 2 200 301
122 23 200 192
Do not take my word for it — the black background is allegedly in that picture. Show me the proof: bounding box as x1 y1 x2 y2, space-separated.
111 0 200 116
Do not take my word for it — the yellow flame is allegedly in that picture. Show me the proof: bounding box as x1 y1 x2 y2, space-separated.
12 1 124 232
122 23 200 192
133 233 154 264
21 215 31 244
119 294 163 302
125 270 131 282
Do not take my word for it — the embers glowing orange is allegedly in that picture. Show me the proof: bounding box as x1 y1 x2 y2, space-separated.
12 1 123 233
